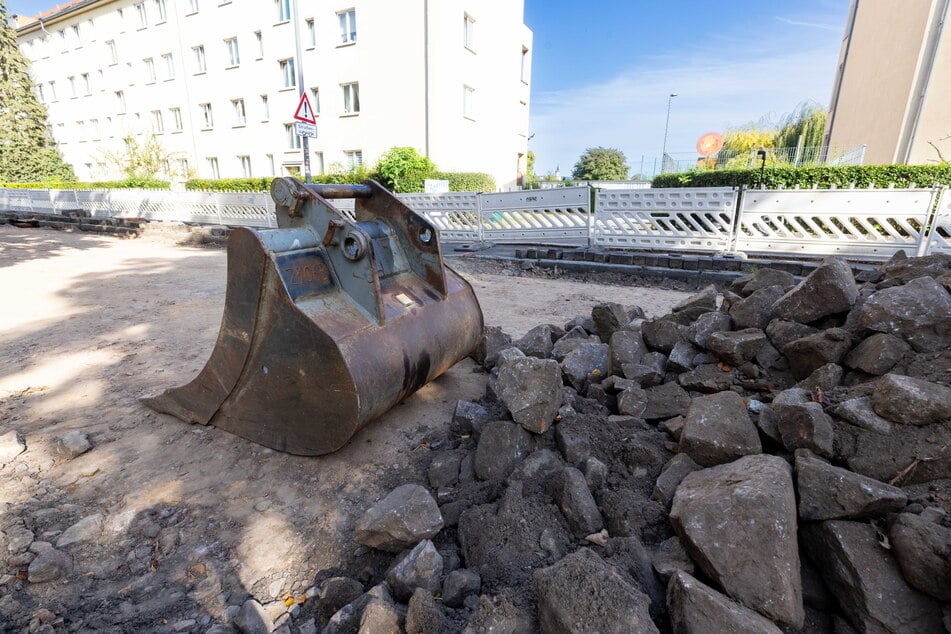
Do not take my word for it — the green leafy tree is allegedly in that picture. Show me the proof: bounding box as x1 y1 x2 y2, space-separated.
375 146 436 192
571 147 629 180
523 150 539 189
99 133 184 181
0 1 74 182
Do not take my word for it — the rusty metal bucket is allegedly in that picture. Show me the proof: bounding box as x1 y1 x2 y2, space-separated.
143 178 483 455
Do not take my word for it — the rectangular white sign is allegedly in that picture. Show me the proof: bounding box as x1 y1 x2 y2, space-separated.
295 122 317 138
424 179 450 193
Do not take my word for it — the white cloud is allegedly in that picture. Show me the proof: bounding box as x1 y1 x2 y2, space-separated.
776 17 841 31
530 33 842 176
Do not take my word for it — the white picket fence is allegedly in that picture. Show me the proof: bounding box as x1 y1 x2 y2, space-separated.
2 184 949 260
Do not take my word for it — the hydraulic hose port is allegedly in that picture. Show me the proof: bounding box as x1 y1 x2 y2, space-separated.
343 232 368 261
418 227 434 245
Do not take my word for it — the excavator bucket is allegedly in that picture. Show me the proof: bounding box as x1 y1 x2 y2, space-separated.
143 178 483 456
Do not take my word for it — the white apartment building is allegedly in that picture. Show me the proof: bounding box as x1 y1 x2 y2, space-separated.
13 0 533 189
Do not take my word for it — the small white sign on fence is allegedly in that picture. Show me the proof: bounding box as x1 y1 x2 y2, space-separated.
294 122 317 138
424 179 450 193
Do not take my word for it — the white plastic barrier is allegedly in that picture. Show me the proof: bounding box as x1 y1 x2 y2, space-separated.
735 187 939 260
593 187 738 252
479 187 591 245
398 193 481 242
920 187 951 256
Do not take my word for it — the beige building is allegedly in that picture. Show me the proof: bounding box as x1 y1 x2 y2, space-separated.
13 0 533 188
824 0 951 165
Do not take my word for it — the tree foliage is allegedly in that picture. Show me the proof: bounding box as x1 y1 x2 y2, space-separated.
571 147 629 180
99 134 185 180
0 1 75 181
375 146 436 193
715 102 829 168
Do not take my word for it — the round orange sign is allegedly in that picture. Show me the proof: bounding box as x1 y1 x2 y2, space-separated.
696 132 724 157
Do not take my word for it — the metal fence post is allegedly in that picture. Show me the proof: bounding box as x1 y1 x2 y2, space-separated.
727 185 745 254
476 192 485 244
588 185 596 248
916 185 945 257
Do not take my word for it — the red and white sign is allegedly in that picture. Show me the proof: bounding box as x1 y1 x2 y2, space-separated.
293 93 317 124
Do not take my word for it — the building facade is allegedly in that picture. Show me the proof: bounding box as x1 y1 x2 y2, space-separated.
13 0 533 188
824 0 951 165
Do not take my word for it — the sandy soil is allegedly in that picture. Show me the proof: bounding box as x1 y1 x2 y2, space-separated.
0 225 689 630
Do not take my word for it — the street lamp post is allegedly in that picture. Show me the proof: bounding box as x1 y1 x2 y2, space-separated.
661 93 677 174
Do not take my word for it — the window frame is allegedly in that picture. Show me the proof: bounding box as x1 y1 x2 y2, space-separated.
464 13 475 51
463 84 475 119
341 81 360 115
345 150 363 170
135 2 148 29
193 45 206 74
152 109 165 133
106 39 118 65
337 9 356 45
144 57 156 83
239 155 252 177
279 58 296 89
170 107 183 131
260 94 270 121
225 37 240 67
232 98 247 126
199 102 214 129
305 18 316 49
154 0 167 24
161 52 175 80
276 0 291 23
207 157 220 178
285 123 301 150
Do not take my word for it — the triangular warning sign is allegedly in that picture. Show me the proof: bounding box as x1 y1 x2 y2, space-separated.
293 92 316 124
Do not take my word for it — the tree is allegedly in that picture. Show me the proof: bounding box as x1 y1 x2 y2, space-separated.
0 1 75 182
99 133 183 181
522 150 539 189
375 146 436 192
571 147 629 181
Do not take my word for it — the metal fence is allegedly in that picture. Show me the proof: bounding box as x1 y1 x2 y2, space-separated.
2 184 949 260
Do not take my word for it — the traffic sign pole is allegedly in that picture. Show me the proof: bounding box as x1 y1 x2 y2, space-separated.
291 0 310 183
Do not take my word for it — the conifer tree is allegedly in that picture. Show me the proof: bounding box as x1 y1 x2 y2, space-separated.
0 1 75 182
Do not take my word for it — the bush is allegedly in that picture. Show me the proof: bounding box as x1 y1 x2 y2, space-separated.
1 178 170 189
431 171 496 192
375 147 436 193
185 177 272 192
651 165 951 189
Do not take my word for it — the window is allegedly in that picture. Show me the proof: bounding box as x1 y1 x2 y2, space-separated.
521 47 529 83
310 87 320 114
338 9 356 44
135 2 148 28
305 19 315 48
239 155 252 177
345 150 362 170
87 19 95 41
225 37 240 67
255 31 263 58
313 151 324 175
81 73 90 95
67 76 76 98
162 53 175 79
106 40 118 64
36 84 45 102
178 158 189 176
49 81 57 101
152 110 164 133
279 58 296 88
97 69 104 90
170 107 183 131
207 157 219 178
90 119 100 139
71 25 81 47
200 103 213 128
260 94 269 121
193 45 206 73
57 29 66 52
341 82 359 114
276 0 291 22
266 153 275 176
232 98 246 125
188 0 199 13
117 8 125 31
144 57 156 82
154 0 167 23
285 124 301 149
463 85 474 118
464 14 475 50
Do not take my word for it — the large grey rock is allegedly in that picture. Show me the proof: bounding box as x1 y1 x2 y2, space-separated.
833 418 951 485
673 284 718 313
474 421 532 480
462 595 532 634
766 319 817 352
496 356 563 433
643 383 691 420
609 329 647 375
5 524 34 553
591 302 630 342
828 397 892 434
26 542 71 584
707 329 767 366
405 587 446 634
679 391 762 467
358 584 401 634
772 257 859 323
729 285 786 330
667 571 783 634
315 577 364 625
442 569 481 608
642 318 687 354
551 329 600 362
668 340 701 373
802 520 944 633
515 324 555 358
652 536 695 581
385 539 443 602
0 430 25 464
670 455 803 627
617 386 648 417
553 467 603 537
54 431 92 460
687 312 733 348
783 328 853 380
795 450 906 520
858 276 951 352
233 599 274 634
774 401 833 457
843 333 911 375
534 548 658 634
560 342 609 391
741 267 796 296
354 484 444 552
56 514 103 548
871 374 951 425
794 363 843 394
678 364 734 394
473 326 513 369
452 401 492 436
652 454 702 507
889 513 951 602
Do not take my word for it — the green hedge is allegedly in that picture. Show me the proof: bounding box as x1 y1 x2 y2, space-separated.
651 165 951 189
1 178 170 189
430 171 496 192
185 170 497 193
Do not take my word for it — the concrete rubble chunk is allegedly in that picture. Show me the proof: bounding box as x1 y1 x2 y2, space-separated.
515 324 555 359
474 421 533 480
773 401 834 458
233 599 274 634
642 317 687 354
54 431 92 460
26 542 72 584
643 382 691 421
871 374 951 425
551 330 600 362
55 513 104 548
473 326 512 369
671 285 718 319
729 285 786 331
741 267 796 296
358 585 401 634
802 520 943 633
617 387 648 418
771 257 859 323
783 328 853 380
667 571 784 634
858 276 951 352
0 430 26 464
679 391 762 467
765 319 818 352
668 340 701 373
652 453 702 507
560 342 609 392
687 311 733 349
670 454 803 627
452 400 492 436
833 418 951 485
609 329 647 375
794 363 843 393
354 484 444 552
678 364 734 394
828 397 892 434
496 356 563 433
385 539 443 602
5 524 34 553
534 548 659 634
795 449 906 520
591 302 631 342
706 329 767 367
889 513 951 602
553 467 604 537
843 333 911 375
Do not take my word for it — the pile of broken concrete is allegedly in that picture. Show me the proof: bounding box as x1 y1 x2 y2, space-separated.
319 253 951 633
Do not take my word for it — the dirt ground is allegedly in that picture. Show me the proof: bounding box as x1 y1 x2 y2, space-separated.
0 225 689 631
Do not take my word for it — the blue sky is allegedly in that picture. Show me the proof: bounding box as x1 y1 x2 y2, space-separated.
7 0 850 176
